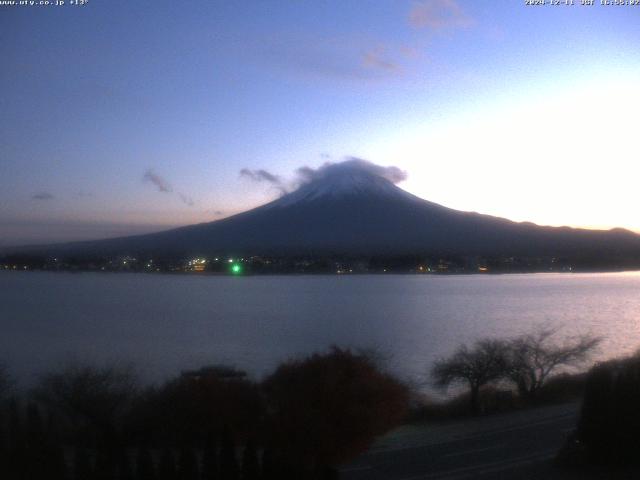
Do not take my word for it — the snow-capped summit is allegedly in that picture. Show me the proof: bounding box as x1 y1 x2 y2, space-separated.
268 159 420 208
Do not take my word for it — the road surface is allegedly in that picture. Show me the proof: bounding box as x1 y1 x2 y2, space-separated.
341 403 580 480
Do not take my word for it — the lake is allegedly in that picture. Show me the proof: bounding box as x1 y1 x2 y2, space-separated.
1 270 640 388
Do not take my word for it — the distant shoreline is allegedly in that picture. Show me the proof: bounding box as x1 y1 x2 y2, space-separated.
3 267 640 277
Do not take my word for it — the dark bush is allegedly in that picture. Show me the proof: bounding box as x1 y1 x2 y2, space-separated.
127 366 262 446
117 448 134 480
577 354 640 464
0 365 12 401
136 446 156 480
201 439 219 480
158 448 177 480
0 354 412 477
219 425 239 480
535 372 586 404
33 364 138 446
241 438 260 480
178 446 199 480
75 446 94 480
263 347 410 474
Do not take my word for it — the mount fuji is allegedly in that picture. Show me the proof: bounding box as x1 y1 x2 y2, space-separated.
9 159 640 261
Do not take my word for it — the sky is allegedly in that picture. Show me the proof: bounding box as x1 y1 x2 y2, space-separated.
1 0 640 246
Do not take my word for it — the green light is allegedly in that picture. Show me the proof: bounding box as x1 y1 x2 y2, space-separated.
231 264 242 274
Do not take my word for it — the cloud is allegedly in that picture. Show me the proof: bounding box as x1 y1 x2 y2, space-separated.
409 0 473 30
362 47 400 72
143 169 173 193
74 191 94 198
178 193 194 206
204 209 225 217
295 166 318 184
240 158 407 199
295 157 408 185
240 168 288 195
143 169 194 207
260 34 406 82
31 192 54 201
239 168 282 185
400 46 421 59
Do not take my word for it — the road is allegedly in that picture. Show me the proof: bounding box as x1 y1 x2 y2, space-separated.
340 403 580 480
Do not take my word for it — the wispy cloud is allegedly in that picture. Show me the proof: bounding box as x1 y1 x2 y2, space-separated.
362 47 400 73
74 191 94 198
31 192 54 201
143 169 173 193
239 168 282 185
237 3 468 85
400 46 420 59
178 193 194 207
240 168 288 195
409 0 473 30
142 169 194 207
205 209 225 217
261 34 405 82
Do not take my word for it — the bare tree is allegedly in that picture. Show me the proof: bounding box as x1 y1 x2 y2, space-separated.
431 339 508 415
33 364 138 444
504 328 601 399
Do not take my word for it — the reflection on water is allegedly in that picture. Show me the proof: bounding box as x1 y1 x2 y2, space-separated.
1 271 639 385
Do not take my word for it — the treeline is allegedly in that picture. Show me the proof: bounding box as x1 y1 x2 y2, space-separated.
2 330 632 477
0 348 410 480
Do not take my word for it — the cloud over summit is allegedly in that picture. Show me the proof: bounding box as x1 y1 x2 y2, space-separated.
296 158 408 185
240 157 407 197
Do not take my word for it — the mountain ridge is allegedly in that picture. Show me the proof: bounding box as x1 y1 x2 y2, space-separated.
4 160 640 263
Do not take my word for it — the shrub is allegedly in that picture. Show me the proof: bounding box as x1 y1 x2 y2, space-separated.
577 354 640 464
262 347 410 474
0 365 12 401
33 364 138 446
127 365 263 446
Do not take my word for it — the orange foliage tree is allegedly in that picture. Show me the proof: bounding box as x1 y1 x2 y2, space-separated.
262 347 410 475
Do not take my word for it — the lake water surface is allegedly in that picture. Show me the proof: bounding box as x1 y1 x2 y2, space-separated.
2 271 640 386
